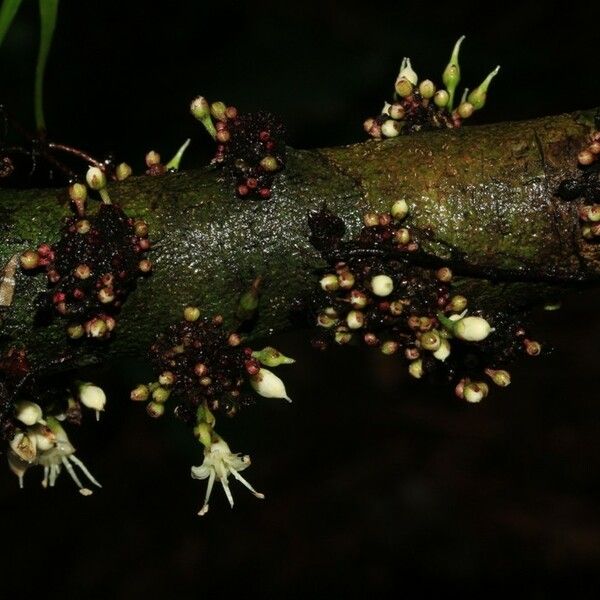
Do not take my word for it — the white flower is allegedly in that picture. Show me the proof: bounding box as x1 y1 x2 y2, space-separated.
78 383 106 420
191 436 264 516
35 418 101 496
250 368 291 402
454 316 493 342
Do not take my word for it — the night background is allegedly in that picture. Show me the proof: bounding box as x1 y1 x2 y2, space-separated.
1 0 600 596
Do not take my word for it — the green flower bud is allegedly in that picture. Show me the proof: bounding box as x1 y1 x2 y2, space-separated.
152 386 171 403
418 79 436 99
395 79 413 98
166 138 191 172
210 101 227 121
130 384 150 402
457 101 474 119
442 35 465 111
190 96 217 139
433 89 449 108
467 65 500 110
115 162 133 181
184 306 201 321
391 199 409 220
408 359 423 379
252 346 295 367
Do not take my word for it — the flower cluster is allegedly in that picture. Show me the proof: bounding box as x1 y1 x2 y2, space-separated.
132 307 293 421
0 347 106 495
557 129 600 240
304 203 541 401
364 37 500 138
191 96 286 199
131 307 294 514
19 167 152 340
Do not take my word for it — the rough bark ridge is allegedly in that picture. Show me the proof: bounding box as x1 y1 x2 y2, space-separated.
0 109 598 370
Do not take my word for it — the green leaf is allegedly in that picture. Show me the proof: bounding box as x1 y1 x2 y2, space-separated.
0 0 23 47
35 0 59 133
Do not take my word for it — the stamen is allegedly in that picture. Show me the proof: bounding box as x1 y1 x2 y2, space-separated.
62 456 84 488
42 466 49 488
230 467 265 499
69 454 102 487
220 475 235 508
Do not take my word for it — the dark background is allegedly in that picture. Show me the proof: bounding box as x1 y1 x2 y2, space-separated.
1 0 600 596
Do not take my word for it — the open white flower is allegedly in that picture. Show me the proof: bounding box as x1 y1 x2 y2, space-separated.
35 418 101 496
191 435 264 517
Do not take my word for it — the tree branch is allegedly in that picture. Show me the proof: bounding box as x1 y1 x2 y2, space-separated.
0 109 598 370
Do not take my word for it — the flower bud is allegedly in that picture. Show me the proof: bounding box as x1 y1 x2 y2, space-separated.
395 79 413 98
85 166 107 190
190 96 210 119
363 212 379 227
184 306 201 321
250 368 291 402
87 317 108 338
467 65 500 110
349 290 368 309
408 359 423 379
485 368 511 387
524 340 541 356
433 90 449 108
152 386 171 403
210 101 227 121
20 250 40 270
389 103 405 120
395 228 411 245
252 346 295 367
454 315 493 341
578 150 594 166
320 274 339 291
397 57 418 85
457 101 474 119
371 274 394 297
418 79 436 99
391 199 409 220
381 119 401 138
380 340 398 355
436 267 453 282
448 295 468 312
130 384 149 402
442 35 465 110
15 401 43 426
67 323 85 339
159 371 176 386
260 155 279 172
433 338 451 361
420 330 441 351
463 382 487 403
317 312 337 328
115 162 133 181
338 270 355 290
146 401 165 418
79 383 107 418
334 328 352 345
389 300 404 316
346 310 365 329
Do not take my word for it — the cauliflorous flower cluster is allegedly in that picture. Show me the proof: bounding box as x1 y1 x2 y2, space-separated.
191 96 286 199
131 307 294 514
19 167 152 340
364 36 500 138
304 203 541 401
557 128 600 240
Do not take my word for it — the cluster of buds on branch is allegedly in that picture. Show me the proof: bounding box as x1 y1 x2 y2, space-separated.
364 36 500 138
305 202 541 401
557 128 600 240
19 167 152 340
191 96 286 199
131 307 294 514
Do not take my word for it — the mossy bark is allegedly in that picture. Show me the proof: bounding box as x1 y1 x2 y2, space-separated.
0 109 598 371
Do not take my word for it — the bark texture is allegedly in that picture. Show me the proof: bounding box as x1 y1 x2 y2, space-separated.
0 109 597 370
